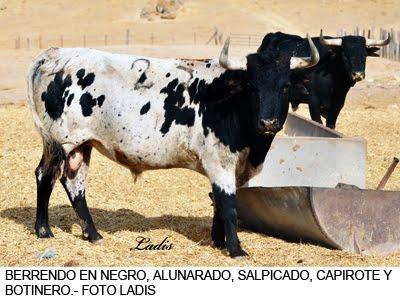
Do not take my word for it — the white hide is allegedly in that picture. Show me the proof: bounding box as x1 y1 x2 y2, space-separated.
27 47 259 195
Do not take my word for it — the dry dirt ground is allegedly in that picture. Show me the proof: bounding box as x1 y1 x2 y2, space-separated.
1 0 400 266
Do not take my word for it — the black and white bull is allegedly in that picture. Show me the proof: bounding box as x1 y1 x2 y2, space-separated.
258 30 390 129
27 36 319 257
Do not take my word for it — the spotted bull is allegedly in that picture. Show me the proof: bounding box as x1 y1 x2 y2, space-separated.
27 36 319 257
258 30 390 129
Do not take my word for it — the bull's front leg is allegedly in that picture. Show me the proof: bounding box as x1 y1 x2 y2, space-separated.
211 183 248 257
308 93 323 124
209 192 226 249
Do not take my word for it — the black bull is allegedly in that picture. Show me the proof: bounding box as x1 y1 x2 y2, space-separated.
258 31 389 129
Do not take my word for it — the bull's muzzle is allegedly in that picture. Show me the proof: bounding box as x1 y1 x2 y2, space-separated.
351 71 365 82
258 119 282 136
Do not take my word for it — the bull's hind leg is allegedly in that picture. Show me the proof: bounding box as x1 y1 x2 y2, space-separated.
35 141 65 238
60 145 102 242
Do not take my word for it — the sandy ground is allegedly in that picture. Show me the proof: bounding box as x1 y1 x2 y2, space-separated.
1 0 400 266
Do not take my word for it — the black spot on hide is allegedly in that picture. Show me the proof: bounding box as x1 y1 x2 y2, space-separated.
79 92 106 117
76 69 95 90
159 78 195 135
140 102 151 115
41 71 72 120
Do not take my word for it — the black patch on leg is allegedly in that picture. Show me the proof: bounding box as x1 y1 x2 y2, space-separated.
60 182 102 242
41 71 72 120
60 145 101 242
211 183 247 257
140 102 151 115
35 142 65 238
210 190 226 248
76 69 95 89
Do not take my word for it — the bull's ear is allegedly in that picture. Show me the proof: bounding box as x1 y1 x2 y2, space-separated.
367 46 380 57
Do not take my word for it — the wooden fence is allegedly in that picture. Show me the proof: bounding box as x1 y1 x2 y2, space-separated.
6 27 400 62
6 27 264 50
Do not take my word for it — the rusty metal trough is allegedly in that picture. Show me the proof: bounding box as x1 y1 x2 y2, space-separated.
237 113 400 255
237 186 400 255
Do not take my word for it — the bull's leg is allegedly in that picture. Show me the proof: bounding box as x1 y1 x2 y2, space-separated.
326 96 345 129
60 145 102 242
326 109 339 129
308 94 323 124
209 192 226 248
211 183 247 257
35 142 65 238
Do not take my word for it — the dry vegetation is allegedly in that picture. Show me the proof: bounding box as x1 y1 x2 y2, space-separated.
1 0 400 266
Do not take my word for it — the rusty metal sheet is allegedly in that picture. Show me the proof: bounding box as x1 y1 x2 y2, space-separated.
237 187 400 255
312 188 400 255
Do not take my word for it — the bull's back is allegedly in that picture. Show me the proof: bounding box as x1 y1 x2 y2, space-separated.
27 48 206 169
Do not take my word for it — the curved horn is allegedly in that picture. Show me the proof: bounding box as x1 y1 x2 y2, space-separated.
366 33 390 47
319 29 342 46
290 34 320 69
219 37 247 70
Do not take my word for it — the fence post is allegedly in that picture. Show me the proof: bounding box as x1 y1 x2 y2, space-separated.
126 29 130 45
26 37 30 49
391 28 395 60
15 36 20 49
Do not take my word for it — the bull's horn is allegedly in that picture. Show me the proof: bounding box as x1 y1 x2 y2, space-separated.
290 34 320 69
366 33 390 47
319 29 342 46
219 37 247 70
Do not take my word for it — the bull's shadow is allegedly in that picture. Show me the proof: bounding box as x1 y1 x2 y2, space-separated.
0 205 214 246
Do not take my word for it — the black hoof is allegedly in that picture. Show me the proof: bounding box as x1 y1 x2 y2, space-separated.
84 231 103 243
228 246 248 258
35 224 54 238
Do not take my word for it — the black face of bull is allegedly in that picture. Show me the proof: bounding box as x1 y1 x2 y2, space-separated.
340 36 368 82
246 54 290 135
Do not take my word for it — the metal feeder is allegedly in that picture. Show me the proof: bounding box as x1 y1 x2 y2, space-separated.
237 185 400 255
237 113 400 255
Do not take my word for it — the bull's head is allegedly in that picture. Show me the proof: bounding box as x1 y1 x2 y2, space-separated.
320 30 390 82
219 35 319 135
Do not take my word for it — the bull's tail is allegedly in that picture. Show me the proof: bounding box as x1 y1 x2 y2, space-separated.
26 52 52 143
